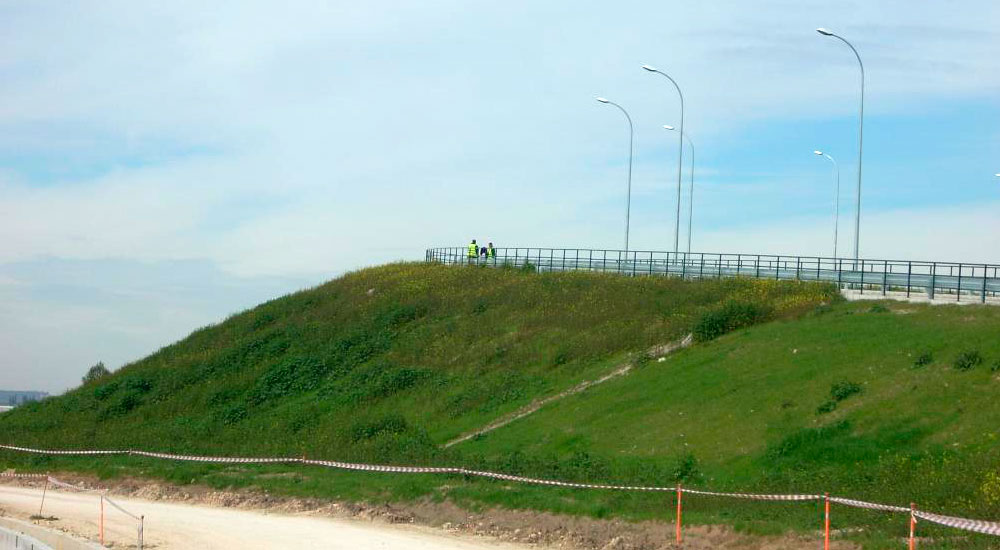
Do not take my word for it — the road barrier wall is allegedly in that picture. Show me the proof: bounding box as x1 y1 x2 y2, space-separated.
0 520 57 550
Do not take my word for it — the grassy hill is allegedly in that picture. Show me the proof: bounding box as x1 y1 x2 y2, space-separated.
4 262 1000 547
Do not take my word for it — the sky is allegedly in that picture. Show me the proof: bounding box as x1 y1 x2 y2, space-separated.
1 1 998 394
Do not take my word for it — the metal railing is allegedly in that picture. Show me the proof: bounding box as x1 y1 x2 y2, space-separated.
426 247 1000 304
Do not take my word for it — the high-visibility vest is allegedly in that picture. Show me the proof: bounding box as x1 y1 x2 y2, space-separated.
468 243 478 257
487 247 495 258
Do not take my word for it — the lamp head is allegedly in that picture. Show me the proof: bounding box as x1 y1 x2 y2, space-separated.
596 97 610 103
641 64 657 72
995 173 1000 177
814 150 824 155
816 27 835 36
663 125 676 131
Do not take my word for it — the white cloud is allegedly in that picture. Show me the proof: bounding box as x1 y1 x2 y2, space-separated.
0 1 998 392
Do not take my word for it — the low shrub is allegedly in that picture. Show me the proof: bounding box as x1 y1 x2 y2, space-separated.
953 350 983 371
350 414 409 442
817 381 861 414
816 401 838 414
218 404 248 425
912 351 933 369
830 380 862 402
93 382 119 401
693 301 773 342
124 377 154 394
672 452 702 482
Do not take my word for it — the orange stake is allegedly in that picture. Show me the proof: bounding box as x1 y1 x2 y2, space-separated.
909 503 917 550
824 493 830 550
676 483 683 544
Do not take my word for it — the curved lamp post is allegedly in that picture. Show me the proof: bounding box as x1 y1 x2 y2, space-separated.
814 150 841 258
817 28 864 263
642 64 685 254
663 125 695 254
596 97 634 254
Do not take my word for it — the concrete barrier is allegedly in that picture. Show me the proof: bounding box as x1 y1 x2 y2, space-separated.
0 517 103 550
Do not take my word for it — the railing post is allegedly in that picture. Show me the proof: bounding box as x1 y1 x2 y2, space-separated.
983 265 989 304
682 252 687 278
796 257 801 280
649 251 654 276
929 262 936 300
837 258 843 289
859 259 865 295
907 261 912 297
956 263 962 302
883 260 888 296
700 253 705 279
775 255 781 280
755 255 761 278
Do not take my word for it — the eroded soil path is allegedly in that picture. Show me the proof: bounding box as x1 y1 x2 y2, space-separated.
443 335 694 448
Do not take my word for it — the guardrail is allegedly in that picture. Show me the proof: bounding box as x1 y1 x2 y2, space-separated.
426 247 1000 303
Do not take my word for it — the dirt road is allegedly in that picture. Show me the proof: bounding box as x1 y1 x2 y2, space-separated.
0 485 533 549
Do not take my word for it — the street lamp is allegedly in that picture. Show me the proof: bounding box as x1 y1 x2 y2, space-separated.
596 97 634 254
814 150 841 258
817 28 864 263
663 125 695 254
642 64 685 255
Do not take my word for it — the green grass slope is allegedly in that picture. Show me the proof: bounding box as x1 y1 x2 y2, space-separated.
4 262 1000 547
0 263 831 460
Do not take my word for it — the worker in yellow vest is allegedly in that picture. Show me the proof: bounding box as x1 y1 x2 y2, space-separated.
487 243 496 259
468 239 478 261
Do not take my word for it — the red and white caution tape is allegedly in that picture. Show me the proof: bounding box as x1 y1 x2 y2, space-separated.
914 510 1000 537
0 444 126 456
45 476 104 493
130 450 301 464
682 488 821 501
829 496 911 514
0 471 47 479
103 494 142 521
3 443 998 536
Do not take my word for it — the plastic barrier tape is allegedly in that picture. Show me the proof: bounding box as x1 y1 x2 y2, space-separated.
2 443 997 537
